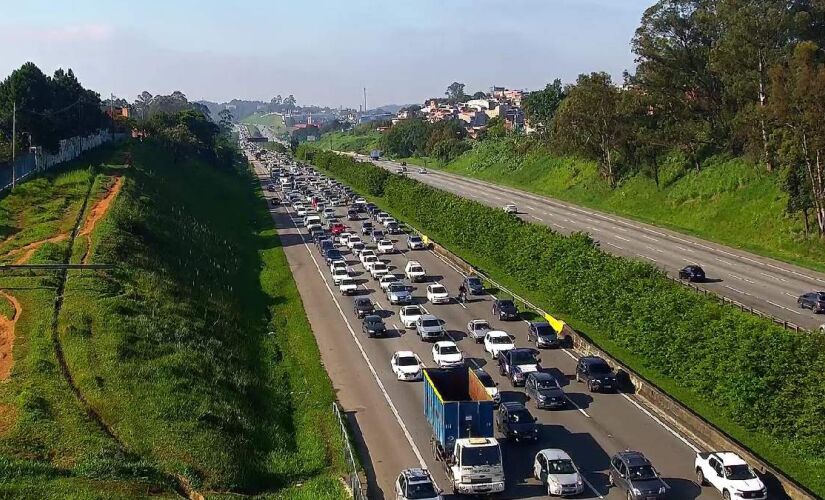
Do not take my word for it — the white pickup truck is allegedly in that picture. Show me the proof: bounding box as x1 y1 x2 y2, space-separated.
695 451 767 500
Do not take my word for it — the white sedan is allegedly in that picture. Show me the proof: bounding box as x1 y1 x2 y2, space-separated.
296 205 308 217
377 239 395 254
346 235 363 249
432 341 464 368
484 330 515 359
378 274 399 291
339 232 352 246
399 305 423 328
426 283 450 304
359 249 377 264
391 351 423 381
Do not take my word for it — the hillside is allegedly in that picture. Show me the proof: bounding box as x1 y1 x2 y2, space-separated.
241 112 288 137
322 132 825 272
0 143 347 498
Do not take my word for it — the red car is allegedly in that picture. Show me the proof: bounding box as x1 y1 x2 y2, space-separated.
331 223 347 235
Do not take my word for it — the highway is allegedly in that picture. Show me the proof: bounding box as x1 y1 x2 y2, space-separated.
249 152 716 499
345 152 825 332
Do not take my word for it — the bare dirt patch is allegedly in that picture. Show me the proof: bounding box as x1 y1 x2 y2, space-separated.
0 290 21 380
80 176 124 264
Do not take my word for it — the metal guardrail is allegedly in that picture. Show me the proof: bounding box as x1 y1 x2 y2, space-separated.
332 402 366 499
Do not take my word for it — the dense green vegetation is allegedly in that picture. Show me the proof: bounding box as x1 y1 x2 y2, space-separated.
315 125 380 154
242 112 288 137
300 147 825 497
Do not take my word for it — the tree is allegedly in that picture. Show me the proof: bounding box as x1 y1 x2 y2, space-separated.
283 95 297 113
471 91 488 99
484 116 507 138
522 79 565 132
218 108 233 129
380 118 429 157
551 73 630 187
445 82 466 103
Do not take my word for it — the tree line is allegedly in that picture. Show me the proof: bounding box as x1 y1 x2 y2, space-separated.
0 62 109 161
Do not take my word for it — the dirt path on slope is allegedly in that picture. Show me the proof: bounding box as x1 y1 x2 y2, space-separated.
79 176 124 264
0 290 22 380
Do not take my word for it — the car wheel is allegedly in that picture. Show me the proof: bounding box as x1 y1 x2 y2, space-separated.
575 372 582 383
588 381 595 393
723 490 731 500
609 472 614 486
626 492 633 500
696 468 706 486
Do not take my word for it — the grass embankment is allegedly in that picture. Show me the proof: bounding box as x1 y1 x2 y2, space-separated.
0 143 347 498
315 129 380 155
242 113 288 137
321 131 825 272
301 147 825 497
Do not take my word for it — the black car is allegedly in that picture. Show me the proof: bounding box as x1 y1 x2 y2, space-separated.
353 298 374 319
527 321 560 348
798 291 825 313
347 210 359 221
463 276 484 295
365 203 378 214
498 348 541 387
361 314 387 338
496 402 539 442
361 222 374 235
386 221 400 234
678 265 706 282
608 451 669 499
525 372 566 409
575 356 617 393
371 230 385 242
324 248 342 264
318 239 334 253
492 299 519 321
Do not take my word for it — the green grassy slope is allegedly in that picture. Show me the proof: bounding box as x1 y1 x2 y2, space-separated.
242 112 288 137
0 144 347 498
315 130 380 154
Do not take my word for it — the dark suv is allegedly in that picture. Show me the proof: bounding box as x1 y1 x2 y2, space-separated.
496 402 539 443
609 451 669 499
492 299 519 321
575 356 617 393
527 321 560 348
353 297 375 319
678 265 706 282
798 291 825 313
525 372 566 410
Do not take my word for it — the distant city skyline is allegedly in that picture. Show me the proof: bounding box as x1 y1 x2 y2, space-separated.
0 0 652 108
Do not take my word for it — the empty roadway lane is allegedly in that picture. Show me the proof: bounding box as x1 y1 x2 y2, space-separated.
347 152 825 332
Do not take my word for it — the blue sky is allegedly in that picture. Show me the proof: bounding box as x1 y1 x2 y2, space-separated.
0 0 652 107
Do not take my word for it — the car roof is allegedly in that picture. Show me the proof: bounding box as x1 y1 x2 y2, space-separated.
420 314 439 320
354 297 371 304
364 314 382 321
539 448 572 461
435 340 456 347
487 330 510 337
402 305 421 312
501 401 526 411
471 319 489 325
581 355 607 364
712 452 747 466
395 350 416 358
401 467 433 483
527 371 554 382
530 321 550 327
615 450 651 466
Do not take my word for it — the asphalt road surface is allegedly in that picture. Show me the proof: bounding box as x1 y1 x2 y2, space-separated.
250 154 719 499
345 152 825 332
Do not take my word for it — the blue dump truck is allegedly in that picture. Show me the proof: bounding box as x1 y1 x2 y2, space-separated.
423 367 505 495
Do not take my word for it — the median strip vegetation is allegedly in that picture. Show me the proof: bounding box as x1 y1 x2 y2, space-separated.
299 146 825 497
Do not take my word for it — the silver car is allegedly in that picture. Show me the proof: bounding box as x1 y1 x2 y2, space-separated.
467 319 492 343
416 314 445 341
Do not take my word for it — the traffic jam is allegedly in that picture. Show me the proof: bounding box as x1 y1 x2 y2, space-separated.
249 145 768 500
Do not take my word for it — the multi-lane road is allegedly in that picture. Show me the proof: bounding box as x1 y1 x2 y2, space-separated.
249 153 716 499
344 152 825 332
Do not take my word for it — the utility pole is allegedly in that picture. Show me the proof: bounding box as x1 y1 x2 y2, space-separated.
363 87 367 114
11 101 16 190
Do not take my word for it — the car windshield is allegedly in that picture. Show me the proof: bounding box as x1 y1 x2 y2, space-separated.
511 351 538 365
534 324 553 336
499 300 515 308
537 378 559 389
475 372 495 387
405 482 438 499
589 362 612 374
725 464 756 480
439 345 459 355
396 356 418 367
373 263 387 270
355 299 371 308
422 319 440 328
548 459 576 474
467 278 482 287
404 307 421 316
410 266 423 273
409 236 421 242
388 284 406 292
431 286 446 294
365 316 383 325
628 465 658 481
489 335 512 344
461 445 501 467
473 322 490 331
508 409 532 422
341 279 354 286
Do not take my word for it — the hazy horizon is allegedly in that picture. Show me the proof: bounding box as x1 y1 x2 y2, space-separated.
0 0 651 108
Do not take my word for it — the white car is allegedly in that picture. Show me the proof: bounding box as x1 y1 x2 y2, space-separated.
405 261 426 282
378 274 399 291
303 215 321 227
339 232 352 246
504 204 517 214
426 283 450 304
354 197 366 205
332 267 349 285
362 254 379 271
695 452 766 500
359 249 377 264
533 449 585 497
370 261 390 280
346 235 363 249
391 351 423 381
432 341 464 368
399 305 424 328
484 330 515 359
330 259 348 274
382 217 397 227
339 277 358 295
377 239 395 254
296 205 308 217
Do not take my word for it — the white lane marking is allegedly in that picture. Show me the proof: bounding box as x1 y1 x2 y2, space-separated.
681 246 695 254
605 242 623 250
761 272 788 283
581 475 605 499
565 396 591 418
784 292 797 298
728 274 755 284
614 226 628 232
723 285 749 296
279 202 431 472
640 234 658 242
613 235 630 242
636 253 658 263
645 245 664 254
620 394 700 453
714 257 728 263
531 215 543 221
552 223 566 229
587 226 600 232
766 300 802 315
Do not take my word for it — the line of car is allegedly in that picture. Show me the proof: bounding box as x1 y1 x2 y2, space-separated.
254 147 770 500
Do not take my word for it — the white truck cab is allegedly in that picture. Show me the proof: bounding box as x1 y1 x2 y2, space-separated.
449 437 505 495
